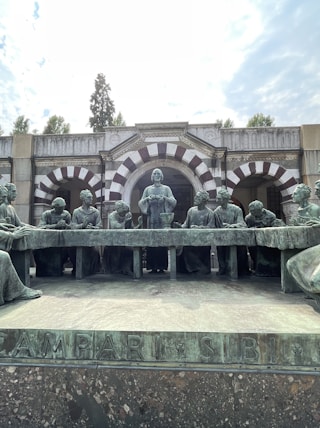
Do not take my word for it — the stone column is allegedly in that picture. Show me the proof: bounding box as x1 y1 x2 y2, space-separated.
11 134 33 224
301 125 320 189
103 201 116 228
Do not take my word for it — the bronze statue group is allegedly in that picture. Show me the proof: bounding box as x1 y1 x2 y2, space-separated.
1 170 320 306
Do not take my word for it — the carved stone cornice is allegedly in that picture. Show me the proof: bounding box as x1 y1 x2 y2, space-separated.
226 152 300 162
34 157 101 168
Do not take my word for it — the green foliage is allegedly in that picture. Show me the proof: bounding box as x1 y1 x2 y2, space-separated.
246 113 275 127
89 73 115 132
43 115 70 134
11 115 30 135
216 118 234 128
112 111 126 126
223 118 234 128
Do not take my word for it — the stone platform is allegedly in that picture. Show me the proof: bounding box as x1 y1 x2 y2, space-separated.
2 269 320 335
1 270 320 427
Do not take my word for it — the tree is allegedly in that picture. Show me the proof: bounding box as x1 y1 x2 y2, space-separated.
112 111 126 126
222 118 234 128
246 113 275 127
216 118 234 128
89 73 115 132
11 115 30 135
43 115 70 134
0 125 4 136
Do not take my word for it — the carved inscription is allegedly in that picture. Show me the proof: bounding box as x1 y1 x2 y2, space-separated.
96 334 119 360
0 330 319 367
127 334 144 360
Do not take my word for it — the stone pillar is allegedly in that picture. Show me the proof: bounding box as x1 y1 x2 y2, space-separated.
103 201 116 228
301 125 320 188
11 134 33 224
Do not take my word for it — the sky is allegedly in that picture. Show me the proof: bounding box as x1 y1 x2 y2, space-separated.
0 0 319 135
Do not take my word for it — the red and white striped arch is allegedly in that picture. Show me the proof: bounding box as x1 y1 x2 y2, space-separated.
226 161 298 202
34 166 103 204
107 143 217 201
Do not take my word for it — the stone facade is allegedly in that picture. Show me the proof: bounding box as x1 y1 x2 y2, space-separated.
1 122 318 226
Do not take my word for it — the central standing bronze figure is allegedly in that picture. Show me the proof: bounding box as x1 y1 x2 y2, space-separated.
138 168 177 273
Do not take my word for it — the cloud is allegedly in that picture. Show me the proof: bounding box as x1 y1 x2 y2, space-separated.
225 0 320 125
0 0 319 134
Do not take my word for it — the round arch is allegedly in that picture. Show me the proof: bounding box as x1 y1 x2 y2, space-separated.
226 161 298 202
121 159 203 204
107 143 217 201
34 166 103 205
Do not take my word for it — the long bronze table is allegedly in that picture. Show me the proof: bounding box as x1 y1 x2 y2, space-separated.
11 226 320 291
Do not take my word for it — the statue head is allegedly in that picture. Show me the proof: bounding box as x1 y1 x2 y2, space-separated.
292 183 311 203
52 197 66 214
4 183 17 203
115 200 130 216
248 200 264 218
151 168 163 183
194 190 209 206
80 189 93 204
216 188 231 203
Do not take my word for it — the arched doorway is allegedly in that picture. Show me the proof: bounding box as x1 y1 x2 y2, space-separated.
55 179 99 214
130 166 194 225
232 176 283 220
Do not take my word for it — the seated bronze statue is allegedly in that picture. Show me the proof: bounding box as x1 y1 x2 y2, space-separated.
290 183 320 225
33 197 71 277
103 201 141 275
69 189 102 276
0 224 42 305
245 200 284 277
213 188 249 276
177 190 214 274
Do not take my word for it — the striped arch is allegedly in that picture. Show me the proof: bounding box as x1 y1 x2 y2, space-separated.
226 161 298 202
108 143 216 200
34 166 103 205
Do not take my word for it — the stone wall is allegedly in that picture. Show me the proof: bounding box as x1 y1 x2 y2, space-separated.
0 123 317 225
301 125 320 196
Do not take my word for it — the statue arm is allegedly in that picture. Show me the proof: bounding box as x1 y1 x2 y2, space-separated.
84 209 102 229
62 212 72 229
11 209 24 227
225 206 247 228
83 212 102 229
93 210 102 229
138 188 150 215
38 211 53 229
71 209 85 229
0 230 14 251
181 208 192 228
164 186 177 213
206 210 216 228
212 209 224 228
0 203 8 222
108 212 127 229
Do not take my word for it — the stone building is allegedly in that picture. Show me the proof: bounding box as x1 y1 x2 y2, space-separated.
0 122 319 226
